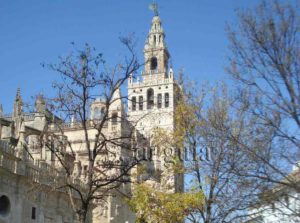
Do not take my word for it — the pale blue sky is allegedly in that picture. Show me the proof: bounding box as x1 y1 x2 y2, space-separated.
0 0 261 113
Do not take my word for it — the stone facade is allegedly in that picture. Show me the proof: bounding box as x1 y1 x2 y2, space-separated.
0 117 83 223
0 12 183 223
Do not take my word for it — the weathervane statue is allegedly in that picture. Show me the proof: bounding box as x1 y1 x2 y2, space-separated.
149 2 159 16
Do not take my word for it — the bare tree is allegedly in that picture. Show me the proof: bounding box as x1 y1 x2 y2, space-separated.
38 38 143 223
226 0 300 219
173 81 273 223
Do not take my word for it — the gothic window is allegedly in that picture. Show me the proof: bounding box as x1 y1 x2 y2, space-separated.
112 113 118 125
147 88 154 109
139 96 143 110
132 96 136 111
165 93 169 108
150 57 158 70
153 35 156 46
157 93 162 108
159 35 161 43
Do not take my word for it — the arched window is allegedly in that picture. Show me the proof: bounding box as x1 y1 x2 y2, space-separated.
132 96 136 111
139 96 143 110
165 93 169 108
157 94 162 108
153 35 156 46
150 57 158 70
94 107 101 119
147 88 154 109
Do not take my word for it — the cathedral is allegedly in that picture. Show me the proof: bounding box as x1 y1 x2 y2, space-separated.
0 8 183 223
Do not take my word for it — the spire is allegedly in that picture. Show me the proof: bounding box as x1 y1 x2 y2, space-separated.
0 104 3 117
16 87 22 101
143 5 170 78
144 12 167 51
13 87 23 118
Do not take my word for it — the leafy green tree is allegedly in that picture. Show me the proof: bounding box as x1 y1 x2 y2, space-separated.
128 183 204 223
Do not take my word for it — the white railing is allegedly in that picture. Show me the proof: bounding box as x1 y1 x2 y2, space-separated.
142 69 167 76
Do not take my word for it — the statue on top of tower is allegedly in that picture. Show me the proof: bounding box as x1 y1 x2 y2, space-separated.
149 2 159 16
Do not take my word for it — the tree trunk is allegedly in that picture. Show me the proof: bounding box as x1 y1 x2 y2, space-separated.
78 211 87 223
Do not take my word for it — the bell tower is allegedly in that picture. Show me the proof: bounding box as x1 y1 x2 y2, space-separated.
128 6 183 193
128 7 175 133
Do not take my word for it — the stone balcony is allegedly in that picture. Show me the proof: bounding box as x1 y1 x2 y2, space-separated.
128 68 174 89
